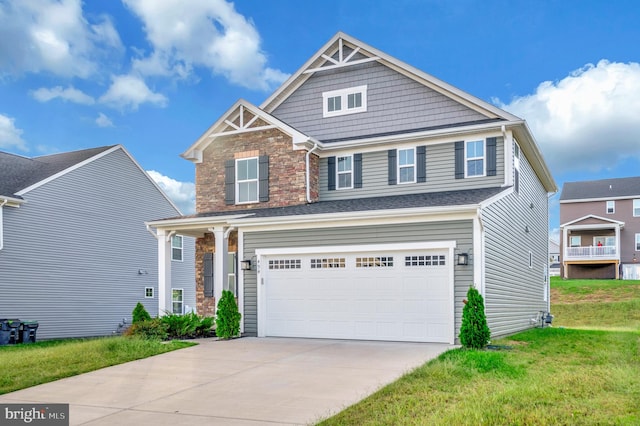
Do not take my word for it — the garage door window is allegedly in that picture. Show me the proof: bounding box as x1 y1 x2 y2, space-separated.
311 258 346 268
405 255 446 266
269 259 301 270
356 256 394 267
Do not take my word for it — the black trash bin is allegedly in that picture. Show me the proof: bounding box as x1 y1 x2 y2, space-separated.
0 319 21 345
20 321 39 344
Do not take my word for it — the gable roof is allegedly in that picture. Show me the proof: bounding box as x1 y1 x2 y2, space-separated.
560 176 640 202
181 99 315 162
261 32 521 122
0 146 115 201
560 214 625 228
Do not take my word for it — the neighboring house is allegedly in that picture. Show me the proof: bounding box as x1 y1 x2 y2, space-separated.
146 32 557 344
548 239 560 276
560 176 640 280
0 145 195 339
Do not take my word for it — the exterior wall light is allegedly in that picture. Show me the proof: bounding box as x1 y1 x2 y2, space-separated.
240 260 252 271
457 253 469 266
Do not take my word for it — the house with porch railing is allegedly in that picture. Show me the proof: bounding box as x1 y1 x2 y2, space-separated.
560 176 640 279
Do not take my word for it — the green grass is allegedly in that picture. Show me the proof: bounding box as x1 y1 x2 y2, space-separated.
318 278 640 425
0 337 195 394
551 276 640 331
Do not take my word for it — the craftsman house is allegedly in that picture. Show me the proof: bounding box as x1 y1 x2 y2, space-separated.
0 145 195 339
560 176 640 279
147 32 557 343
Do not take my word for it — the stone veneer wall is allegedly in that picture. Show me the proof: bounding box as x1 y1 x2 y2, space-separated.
195 232 238 316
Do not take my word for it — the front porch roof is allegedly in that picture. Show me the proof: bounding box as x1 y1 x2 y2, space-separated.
560 214 625 229
146 186 505 236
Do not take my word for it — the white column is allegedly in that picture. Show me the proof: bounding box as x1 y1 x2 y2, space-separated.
615 225 621 261
562 227 568 279
211 227 228 311
157 229 173 316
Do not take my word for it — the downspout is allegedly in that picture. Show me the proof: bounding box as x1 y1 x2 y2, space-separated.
305 143 319 203
0 199 7 251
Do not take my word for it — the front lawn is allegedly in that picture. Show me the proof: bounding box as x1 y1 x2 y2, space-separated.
319 328 640 425
0 337 195 394
319 278 640 425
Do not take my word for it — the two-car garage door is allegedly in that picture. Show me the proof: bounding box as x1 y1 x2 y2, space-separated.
260 245 454 343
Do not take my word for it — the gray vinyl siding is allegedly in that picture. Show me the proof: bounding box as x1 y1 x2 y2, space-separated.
0 148 195 339
482 145 549 338
319 139 504 200
241 220 473 337
271 60 488 142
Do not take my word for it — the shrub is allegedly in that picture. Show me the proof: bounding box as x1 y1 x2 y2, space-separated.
459 286 491 349
132 302 151 324
195 315 214 337
215 290 241 339
161 313 197 339
125 318 168 340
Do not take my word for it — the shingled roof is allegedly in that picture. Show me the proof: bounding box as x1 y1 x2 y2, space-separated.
155 186 505 223
560 176 640 201
0 146 115 199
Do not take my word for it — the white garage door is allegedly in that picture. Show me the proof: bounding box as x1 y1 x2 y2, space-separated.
262 247 453 343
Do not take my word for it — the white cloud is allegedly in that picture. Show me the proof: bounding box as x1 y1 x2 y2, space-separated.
497 60 640 174
95 112 113 127
99 74 168 110
147 170 195 214
31 85 95 105
0 0 122 78
0 114 27 151
123 0 289 90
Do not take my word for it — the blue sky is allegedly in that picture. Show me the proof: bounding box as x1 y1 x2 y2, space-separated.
1 0 639 240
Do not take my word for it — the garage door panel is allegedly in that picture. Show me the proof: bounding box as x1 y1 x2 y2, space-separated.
264 249 452 343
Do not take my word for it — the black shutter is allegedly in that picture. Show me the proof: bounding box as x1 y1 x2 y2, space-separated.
259 155 269 202
416 146 426 183
486 137 497 176
454 141 464 179
224 160 235 205
327 156 336 191
354 153 363 188
388 149 397 185
203 252 214 297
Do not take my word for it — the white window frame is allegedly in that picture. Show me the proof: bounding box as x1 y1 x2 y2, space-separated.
145 287 154 299
171 235 183 262
594 236 615 247
465 140 485 178
226 252 237 295
635 233 640 251
606 200 615 214
336 155 353 189
634 199 640 217
570 235 581 247
322 85 367 118
514 141 521 170
529 251 533 269
236 157 259 204
397 147 416 184
172 288 184 315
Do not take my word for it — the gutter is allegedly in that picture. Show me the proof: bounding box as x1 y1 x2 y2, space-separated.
305 143 319 203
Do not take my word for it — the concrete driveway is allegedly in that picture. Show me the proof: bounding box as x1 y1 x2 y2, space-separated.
0 337 452 425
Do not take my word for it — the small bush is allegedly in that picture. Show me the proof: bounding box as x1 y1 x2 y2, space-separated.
459 286 491 349
160 312 214 339
132 302 151 324
216 290 241 339
125 318 168 340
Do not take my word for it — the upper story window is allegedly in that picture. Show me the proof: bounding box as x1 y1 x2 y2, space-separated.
337 155 353 189
322 85 367 118
634 199 640 217
398 148 416 184
236 157 259 203
606 200 615 214
171 235 183 261
466 140 485 177
570 235 581 247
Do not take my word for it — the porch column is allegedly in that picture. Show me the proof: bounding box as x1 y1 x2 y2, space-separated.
157 229 173 316
562 226 568 279
210 226 229 313
615 225 621 279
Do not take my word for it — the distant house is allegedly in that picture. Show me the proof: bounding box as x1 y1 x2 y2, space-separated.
146 32 557 344
560 176 640 280
549 239 560 276
0 145 195 339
